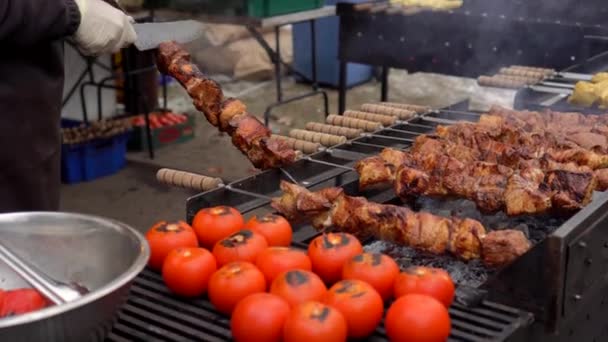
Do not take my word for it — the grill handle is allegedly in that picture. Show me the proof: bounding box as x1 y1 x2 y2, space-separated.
156 168 223 191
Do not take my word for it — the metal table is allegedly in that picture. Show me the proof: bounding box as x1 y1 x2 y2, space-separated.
155 6 336 126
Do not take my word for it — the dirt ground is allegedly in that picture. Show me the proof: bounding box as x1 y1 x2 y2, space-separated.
60 69 515 232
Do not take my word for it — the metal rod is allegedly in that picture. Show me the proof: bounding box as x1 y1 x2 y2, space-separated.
280 168 299 184
361 133 414 142
221 185 273 201
420 116 460 125
349 141 396 149
382 127 416 134
539 81 575 89
302 156 356 171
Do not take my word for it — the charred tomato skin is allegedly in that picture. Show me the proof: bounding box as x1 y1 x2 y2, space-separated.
385 294 451 342
145 221 199 270
162 247 217 297
394 266 455 307
255 247 312 284
270 269 327 308
308 233 363 285
231 293 290 342
282 301 348 342
323 279 384 338
192 206 244 249
208 261 267 314
245 214 293 247
212 229 268 267
341 252 400 301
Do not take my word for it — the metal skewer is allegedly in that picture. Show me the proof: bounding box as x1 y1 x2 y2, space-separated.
300 155 356 171
219 184 274 201
280 168 299 184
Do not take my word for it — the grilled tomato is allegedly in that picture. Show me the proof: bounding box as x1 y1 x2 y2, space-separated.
323 279 383 338
208 261 267 315
256 247 312 284
394 266 455 307
283 301 348 342
308 233 363 284
270 269 327 308
245 214 293 247
192 206 244 248
341 252 400 301
231 293 290 342
0 289 49 317
145 221 198 270
212 229 268 267
385 294 451 342
162 247 217 297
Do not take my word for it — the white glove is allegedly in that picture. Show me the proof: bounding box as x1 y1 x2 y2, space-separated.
72 0 137 56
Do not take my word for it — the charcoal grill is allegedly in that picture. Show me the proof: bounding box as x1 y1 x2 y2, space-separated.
171 107 608 341
335 1 608 113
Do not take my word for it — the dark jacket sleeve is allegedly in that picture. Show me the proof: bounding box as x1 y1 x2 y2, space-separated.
0 0 81 46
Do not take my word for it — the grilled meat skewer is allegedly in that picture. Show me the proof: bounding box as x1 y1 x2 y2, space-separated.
156 41 297 169
430 121 608 170
271 181 531 267
480 106 608 154
356 147 597 215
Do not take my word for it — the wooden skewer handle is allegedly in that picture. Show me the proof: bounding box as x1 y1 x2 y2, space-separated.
156 168 223 191
477 76 527 89
510 65 555 76
271 135 321 154
376 102 431 113
499 67 546 80
305 122 363 139
289 129 347 147
343 110 397 126
359 104 416 120
326 114 382 132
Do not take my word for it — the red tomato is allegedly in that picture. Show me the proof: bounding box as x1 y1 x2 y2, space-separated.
255 247 312 284
341 252 400 301
192 206 244 249
394 266 455 307
162 247 217 297
208 261 267 315
385 294 451 342
308 233 363 284
231 293 290 342
283 301 348 342
270 270 327 308
145 221 198 270
212 229 268 267
323 279 383 338
0 289 49 317
245 214 293 246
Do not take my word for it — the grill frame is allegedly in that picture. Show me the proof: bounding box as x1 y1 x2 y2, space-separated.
183 108 608 339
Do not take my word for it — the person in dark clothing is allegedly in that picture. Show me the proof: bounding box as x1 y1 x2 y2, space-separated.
0 0 136 212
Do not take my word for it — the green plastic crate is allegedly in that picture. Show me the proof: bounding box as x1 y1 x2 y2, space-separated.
247 0 323 17
166 0 323 18
128 114 195 151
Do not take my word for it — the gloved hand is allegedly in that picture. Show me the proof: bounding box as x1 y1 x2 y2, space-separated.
72 0 137 56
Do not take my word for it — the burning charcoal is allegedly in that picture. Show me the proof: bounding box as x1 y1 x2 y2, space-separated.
454 286 488 307
364 240 491 289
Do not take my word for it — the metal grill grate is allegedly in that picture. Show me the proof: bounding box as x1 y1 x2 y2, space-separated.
106 265 532 342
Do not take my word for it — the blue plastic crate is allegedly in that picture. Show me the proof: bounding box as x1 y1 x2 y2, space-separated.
61 119 129 184
292 0 373 88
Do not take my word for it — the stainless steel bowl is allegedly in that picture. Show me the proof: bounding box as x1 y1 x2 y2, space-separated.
0 212 149 342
